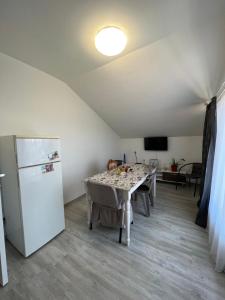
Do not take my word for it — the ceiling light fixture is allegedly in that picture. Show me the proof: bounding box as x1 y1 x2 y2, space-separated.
95 26 127 56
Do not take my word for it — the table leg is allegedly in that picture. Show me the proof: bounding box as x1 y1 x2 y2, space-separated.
153 173 157 197
125 191 131 246
84 182 92 227
86 193 91 225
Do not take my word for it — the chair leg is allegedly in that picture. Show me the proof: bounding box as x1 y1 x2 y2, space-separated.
135 192 137 201
194 179 197 197
146 195 151 217
142 194 148 216
150 193 154 207
143 194 150 217
89 222 92 230
119 227 122 243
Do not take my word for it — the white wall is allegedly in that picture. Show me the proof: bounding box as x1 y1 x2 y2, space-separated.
0 53 120 203
121 136 202 169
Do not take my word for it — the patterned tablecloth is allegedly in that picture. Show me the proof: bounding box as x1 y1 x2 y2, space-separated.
86 164 150 191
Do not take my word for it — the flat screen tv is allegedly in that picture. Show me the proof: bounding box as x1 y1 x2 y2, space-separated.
144 137 168 151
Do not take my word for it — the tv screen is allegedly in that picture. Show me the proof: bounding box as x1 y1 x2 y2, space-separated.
144 137 168 151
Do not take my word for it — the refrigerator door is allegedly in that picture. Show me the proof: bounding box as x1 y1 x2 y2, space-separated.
18 162 65 257
16 138 61 168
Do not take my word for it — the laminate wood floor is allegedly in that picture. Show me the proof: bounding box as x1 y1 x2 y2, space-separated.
1 183 225 300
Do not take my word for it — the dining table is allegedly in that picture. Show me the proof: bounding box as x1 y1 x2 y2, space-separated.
84 163 156 246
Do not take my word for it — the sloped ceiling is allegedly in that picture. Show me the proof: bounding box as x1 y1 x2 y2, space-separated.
0 0 225 137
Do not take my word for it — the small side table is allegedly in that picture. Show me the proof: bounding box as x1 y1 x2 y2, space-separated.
157 170 186 185
0 174 8 286
162 171 186 184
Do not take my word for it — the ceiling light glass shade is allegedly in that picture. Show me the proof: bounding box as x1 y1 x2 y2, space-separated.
95 27 127 56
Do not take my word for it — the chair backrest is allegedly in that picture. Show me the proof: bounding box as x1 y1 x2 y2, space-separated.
145 168 156 192
87 181 121 209
178 162 202 177
149 159 159 171
150 167 157 176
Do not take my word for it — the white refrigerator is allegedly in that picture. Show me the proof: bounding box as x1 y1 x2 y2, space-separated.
0 136 65 257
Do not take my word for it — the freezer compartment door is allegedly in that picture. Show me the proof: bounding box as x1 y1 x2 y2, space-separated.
16 138 61 168
18 162 65 257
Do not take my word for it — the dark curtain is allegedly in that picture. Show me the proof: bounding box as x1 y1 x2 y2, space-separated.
196 97 217 228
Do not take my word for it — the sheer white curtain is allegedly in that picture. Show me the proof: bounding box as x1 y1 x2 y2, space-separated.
208 94 225 272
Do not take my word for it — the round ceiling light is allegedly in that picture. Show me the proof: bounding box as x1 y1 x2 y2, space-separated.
95 27 127 56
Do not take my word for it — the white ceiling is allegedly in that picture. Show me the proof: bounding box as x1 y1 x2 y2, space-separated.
1 0 225 137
